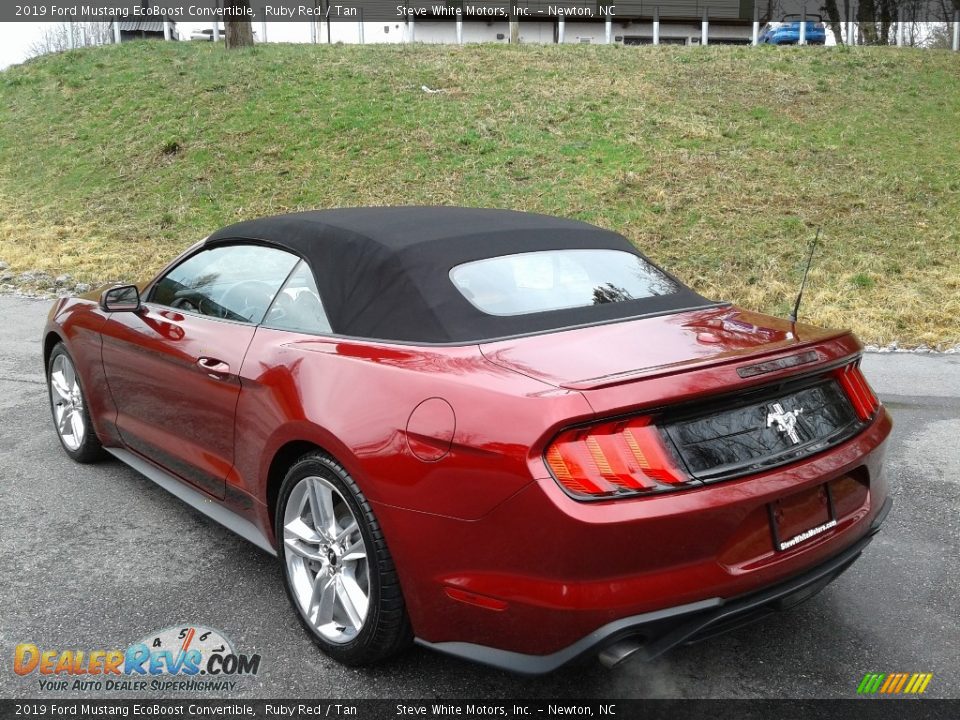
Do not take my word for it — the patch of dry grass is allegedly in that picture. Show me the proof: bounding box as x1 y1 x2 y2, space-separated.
0 42 957 346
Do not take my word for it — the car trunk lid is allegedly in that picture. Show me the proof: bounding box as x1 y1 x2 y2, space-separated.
501 307 876 498
479 306 848 392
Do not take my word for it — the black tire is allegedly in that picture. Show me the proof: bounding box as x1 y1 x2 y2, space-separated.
276 451 413 666
47 342 105 464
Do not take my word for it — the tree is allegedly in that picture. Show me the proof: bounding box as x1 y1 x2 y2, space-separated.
925 21 956 47
821 0 956 46
29 22 114 58
224 0 255 49
821 0 847 43
854 0 897 44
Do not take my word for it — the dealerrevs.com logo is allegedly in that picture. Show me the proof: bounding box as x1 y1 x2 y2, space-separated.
13 625 261 693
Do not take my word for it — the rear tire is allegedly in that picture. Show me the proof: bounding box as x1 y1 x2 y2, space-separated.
276 451 412 666
47 342 105 463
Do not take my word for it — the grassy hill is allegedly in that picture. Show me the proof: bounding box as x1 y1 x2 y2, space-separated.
1 41 957 346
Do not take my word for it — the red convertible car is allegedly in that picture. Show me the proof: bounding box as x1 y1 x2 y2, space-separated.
44 207 892 673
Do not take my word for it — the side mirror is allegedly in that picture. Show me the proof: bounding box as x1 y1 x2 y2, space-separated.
100 284 142 313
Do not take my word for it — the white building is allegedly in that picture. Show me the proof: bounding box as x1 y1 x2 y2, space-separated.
249 0 764 46
315 19 754 45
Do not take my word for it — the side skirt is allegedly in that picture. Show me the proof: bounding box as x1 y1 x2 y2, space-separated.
106 447 277 556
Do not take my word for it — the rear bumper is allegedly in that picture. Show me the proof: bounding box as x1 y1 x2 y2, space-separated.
380 408 892 663
419 496 892 674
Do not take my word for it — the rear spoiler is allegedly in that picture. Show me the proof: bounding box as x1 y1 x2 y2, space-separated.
561 329 856 391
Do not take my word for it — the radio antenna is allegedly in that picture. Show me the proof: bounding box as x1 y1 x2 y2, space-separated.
789 227 821 324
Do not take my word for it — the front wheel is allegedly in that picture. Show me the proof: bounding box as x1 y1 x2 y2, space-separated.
276 452 412 666
47 342 104 463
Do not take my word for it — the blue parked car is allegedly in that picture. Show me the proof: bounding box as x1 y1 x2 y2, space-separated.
759 14 827 45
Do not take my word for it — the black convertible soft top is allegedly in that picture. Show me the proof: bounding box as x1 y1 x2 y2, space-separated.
206 207 712 344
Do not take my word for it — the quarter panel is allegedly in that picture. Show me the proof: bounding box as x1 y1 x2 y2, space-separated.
234 328 594 521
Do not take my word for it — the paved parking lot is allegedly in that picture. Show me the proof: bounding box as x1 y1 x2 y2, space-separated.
1 294 956 699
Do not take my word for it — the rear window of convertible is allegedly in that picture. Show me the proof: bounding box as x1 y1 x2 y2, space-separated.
449 249 681 317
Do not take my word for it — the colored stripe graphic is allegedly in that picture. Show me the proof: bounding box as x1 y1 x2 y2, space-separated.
858 673 932 695
879 674 897 693
858 673 886 694
857 673 880 694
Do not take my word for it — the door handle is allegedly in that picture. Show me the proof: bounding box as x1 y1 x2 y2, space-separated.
197 356 231 379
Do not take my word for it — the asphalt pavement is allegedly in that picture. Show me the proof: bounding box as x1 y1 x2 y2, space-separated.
1 294 957 699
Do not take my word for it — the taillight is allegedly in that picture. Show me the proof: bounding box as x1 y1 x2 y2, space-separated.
544 415 690 500
835 363 880 421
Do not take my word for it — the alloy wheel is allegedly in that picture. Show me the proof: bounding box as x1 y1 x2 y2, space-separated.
282 475 370 644
50 353 86 452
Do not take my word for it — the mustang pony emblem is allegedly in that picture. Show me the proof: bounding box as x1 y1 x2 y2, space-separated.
766 402 804 444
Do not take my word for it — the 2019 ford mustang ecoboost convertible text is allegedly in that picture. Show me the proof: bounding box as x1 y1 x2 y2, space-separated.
43 207 892 673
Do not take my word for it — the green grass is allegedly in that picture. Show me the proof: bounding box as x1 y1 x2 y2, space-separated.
1 41 958 346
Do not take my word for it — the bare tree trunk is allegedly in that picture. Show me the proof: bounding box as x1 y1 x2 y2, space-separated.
224 0 255 49
858 0 878 43
822 0 845 43
878 0 894 43
323 0 332 43
856 0 901 44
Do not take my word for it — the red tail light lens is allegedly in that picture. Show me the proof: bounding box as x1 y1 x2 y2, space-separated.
544 416 689 499
835 363 880 421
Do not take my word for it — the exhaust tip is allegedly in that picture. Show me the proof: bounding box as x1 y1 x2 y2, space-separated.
598 637 646 669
